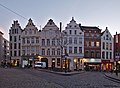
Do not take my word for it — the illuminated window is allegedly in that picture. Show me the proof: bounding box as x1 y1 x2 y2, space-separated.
110 43 112 50
106 42 108 50
96 42 100 47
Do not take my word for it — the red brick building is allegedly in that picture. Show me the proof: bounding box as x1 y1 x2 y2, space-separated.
114 32 120 72
82 26 101 71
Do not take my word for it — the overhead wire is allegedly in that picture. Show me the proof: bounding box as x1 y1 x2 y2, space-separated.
0 3 27 20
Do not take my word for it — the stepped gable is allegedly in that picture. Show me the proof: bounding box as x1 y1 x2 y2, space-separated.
42 19 59 31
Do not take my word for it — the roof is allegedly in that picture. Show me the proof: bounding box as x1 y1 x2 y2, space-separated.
0 31 4 35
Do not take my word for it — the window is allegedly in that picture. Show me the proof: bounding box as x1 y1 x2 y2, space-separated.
106 52 108 59
91 42 94 46
18 50 21 56
52 48 55 55
96 52 100 58
64 37 67 44
25 31 27 35
57 39 60 45
74 47 77 54
47 49 50 55
14 43 17 49
79 38 82 44
57 58 60 66
22 50 25 55
27 38 30 44
69 47 72 54
69 37 72 44
110 43 112 50
85 51 89 57
36 46 39 55
110 52 112 59
47 39 50 46
91 51 94 58
10 43 12 49
29 29 32 34
79 47 82 54
19 35 20 40
14 51 17 56
27 47 30 55
31 37 34 44
19 43 21 49
52 39 55 46
57 48 60 55
69 30 72 34
103 42 105 49
15 29 16 34
14 36 17 42
42 49 45 55
22 38 25 44
106 42 108 50
74 30 77 34
85 41 89 47
10 36 12 41
36 37 39 43
42 39 45 46
74 37 77 44
102 51 105 59
96 42 100 47
10 51 12 56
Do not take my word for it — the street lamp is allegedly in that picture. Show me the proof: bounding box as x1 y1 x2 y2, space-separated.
74 59 77 70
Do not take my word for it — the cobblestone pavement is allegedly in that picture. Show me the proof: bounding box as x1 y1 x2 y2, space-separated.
1 68 120 88
0 68 63 88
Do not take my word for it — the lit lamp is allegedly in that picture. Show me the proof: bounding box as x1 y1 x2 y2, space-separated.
38 56 42 61
74 59 77 70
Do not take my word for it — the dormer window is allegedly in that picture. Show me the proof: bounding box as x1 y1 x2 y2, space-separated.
74 25 76 28
69 25 72 28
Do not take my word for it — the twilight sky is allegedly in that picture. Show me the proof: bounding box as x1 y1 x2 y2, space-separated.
0 0 120 40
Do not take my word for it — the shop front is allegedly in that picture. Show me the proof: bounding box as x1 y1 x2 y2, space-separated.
101 60 113 71
83 58 101 71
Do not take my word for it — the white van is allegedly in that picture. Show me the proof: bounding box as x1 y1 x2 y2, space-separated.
34 61 46 68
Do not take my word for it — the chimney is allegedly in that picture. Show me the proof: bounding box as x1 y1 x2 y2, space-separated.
116 32 117 35
60 22 62 32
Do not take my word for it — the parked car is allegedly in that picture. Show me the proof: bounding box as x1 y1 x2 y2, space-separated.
34 61 46 68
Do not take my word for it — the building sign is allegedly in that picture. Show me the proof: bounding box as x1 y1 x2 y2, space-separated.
84 59 101 63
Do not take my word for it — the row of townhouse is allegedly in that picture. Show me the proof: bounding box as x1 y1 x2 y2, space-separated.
0 31 9 66
9 17 114 71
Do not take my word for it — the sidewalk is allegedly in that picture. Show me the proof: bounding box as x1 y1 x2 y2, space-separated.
104 72 120 82
36 69 85 76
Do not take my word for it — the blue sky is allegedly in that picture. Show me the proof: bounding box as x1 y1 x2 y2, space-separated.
0 0 120 40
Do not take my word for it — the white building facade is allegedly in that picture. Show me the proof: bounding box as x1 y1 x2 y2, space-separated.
9 21 22 66
63 17 84 71
21 19 40 68
101 27 114 71
40 19 62 69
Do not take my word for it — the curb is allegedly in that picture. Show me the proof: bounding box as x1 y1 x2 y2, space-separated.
104 73 120 82
36 69 85 76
